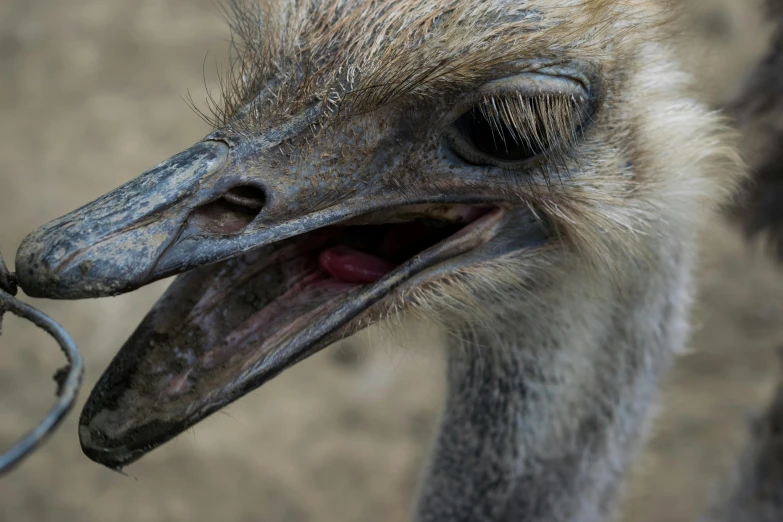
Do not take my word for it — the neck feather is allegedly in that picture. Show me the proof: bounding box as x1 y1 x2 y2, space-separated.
413 240 694 522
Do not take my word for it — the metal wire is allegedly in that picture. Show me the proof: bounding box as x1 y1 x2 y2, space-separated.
0 251 16 297
0 251 84 475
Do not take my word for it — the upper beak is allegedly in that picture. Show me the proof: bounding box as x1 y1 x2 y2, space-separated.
14 126 528 470
15 134 377 300
16 140 232 298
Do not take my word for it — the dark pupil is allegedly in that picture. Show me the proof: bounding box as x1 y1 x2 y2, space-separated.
456 107 547 162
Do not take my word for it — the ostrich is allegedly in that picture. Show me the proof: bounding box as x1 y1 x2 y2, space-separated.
12 0 742 520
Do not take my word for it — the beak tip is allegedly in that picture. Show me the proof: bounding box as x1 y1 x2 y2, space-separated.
78 417 145 470
79 424 120 467
14 230 59 298
79 383 192 470
14 140 232 300
14 229 142 299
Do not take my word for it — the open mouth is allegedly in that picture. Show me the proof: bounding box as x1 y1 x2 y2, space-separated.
76 202 505 468
12 140 525 470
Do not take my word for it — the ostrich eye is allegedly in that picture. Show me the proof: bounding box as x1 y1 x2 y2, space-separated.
447 89 590 168
454 105 548 163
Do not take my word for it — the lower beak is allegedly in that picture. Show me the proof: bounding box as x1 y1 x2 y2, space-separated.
78 207 507 468
13 139 524 469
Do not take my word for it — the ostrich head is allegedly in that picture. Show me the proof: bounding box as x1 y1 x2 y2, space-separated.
15 0 735 480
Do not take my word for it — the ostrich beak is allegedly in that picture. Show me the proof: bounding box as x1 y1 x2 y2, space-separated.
14 134 522 469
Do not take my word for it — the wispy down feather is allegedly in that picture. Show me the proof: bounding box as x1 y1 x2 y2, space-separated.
194 0 669 131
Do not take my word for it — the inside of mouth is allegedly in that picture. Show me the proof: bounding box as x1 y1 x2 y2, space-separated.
317 221 458 284
306 205 493 287
173 204 494 379
189 204 495 365
159 203 496 372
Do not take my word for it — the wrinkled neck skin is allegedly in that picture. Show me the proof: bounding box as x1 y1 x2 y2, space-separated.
412 234 695 522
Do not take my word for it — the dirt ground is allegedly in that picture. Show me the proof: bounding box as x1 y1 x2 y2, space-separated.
1 1 782 521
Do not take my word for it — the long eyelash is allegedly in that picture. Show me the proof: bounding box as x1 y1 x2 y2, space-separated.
462 92 594 196
475 92 589 158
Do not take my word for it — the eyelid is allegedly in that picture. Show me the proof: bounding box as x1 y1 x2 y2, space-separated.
478 72 588 96
439 75 591 134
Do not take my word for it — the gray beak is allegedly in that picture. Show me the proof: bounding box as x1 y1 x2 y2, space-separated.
13 131 515 470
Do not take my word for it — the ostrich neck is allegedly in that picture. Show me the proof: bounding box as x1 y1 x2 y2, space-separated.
413 242 694 522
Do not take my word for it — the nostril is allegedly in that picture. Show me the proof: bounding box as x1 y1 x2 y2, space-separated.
187 185 267 235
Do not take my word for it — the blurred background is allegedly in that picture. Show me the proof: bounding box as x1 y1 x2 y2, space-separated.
0 0 782 521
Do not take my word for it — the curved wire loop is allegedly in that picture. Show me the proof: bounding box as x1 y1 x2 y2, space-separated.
0 251 84 475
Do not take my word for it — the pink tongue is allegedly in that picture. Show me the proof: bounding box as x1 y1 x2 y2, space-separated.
319 247 397 284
